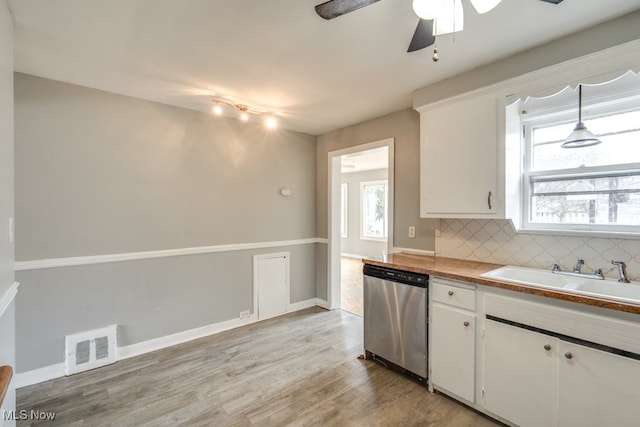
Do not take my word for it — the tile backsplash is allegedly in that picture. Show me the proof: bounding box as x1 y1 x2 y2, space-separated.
436 219 640 282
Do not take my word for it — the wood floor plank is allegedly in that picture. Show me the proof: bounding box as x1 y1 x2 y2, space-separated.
17 307 501 426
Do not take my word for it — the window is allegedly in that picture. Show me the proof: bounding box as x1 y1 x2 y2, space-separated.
522 93 640 235
340 183 348 238
361 180 388 240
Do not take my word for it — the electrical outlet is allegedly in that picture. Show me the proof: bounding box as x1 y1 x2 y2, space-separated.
408 226 416 238
239 310 251 319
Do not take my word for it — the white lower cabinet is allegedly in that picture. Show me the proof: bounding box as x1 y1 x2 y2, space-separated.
483 319 558 427
483 314 640 427
429 278 476 403
431 304 475 402
558 341 640 426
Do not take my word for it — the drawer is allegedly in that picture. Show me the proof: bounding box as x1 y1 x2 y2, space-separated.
431 280 476 311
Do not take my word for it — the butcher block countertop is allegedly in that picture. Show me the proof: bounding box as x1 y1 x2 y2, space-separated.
363 253 640 315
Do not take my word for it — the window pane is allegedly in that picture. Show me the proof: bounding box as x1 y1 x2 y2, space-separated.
362 182 387 239
530 174 640 226
531 111 640 171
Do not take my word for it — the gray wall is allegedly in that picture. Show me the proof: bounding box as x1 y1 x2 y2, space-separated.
317 108 439 247
316 108 439 303
14 74 318 372
341 168 388 258
0 0 16 421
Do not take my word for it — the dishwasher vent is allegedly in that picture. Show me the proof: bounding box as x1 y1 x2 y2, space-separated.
65 325 117 375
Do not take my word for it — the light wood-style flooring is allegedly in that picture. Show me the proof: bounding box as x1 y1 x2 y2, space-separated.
17 308 501 426
341 256 364 317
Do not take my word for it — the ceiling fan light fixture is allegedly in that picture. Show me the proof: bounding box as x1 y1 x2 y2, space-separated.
432 0 464 35
412 0 444 20
561 84 602 149
470 0 502 14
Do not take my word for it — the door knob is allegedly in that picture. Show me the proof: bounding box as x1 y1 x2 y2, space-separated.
463 321 470 327
564 352 573 359
448 290 454 296
544 344 551 351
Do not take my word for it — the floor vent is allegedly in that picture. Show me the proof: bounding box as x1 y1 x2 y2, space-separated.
65 325 117 375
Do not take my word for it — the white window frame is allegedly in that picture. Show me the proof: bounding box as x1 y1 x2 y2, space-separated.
340 182 348 238
360 180 388 241
521 95 640 236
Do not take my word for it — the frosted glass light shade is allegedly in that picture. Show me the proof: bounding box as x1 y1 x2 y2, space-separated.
412 0 444 20
561 122 602 148
470 0 502 14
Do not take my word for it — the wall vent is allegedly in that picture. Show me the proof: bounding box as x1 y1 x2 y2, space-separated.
65 325 117 375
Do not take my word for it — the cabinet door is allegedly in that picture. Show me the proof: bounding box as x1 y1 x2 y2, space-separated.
559 342 640 427
420 94 498 217
483 319 558 427
430 304 475 402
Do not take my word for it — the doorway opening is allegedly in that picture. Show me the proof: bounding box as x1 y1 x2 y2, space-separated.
327 139 394 314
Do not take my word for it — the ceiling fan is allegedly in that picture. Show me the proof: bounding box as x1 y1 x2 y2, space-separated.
315 0 565 53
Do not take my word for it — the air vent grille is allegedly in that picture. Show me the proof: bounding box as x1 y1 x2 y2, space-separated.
65 325 117 375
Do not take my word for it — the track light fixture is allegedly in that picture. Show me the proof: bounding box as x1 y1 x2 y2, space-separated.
211 96 278 129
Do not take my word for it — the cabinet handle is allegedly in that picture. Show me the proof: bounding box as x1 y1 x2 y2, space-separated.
463 321 470 327
564 352 573 359
487 191 492 210
448 291 454 296
544 344 551 351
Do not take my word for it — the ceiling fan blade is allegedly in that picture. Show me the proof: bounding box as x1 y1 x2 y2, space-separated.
407 19 435 52
315 0 380 20
538 0 564 4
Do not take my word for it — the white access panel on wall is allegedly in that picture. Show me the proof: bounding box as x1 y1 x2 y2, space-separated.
254 252 290 321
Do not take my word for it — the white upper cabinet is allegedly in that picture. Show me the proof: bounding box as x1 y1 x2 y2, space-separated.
418 92 504 218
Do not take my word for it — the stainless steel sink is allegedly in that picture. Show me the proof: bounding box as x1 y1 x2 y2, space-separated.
480 265 640 305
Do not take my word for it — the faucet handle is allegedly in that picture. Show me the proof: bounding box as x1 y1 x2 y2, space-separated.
612 260 631 283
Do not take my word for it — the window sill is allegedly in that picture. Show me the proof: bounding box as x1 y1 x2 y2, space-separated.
517 225 640 240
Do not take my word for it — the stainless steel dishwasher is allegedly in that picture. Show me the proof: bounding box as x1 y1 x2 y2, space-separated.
363 263 428 380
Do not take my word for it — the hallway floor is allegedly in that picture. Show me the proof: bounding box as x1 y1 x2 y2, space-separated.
341 256 363 317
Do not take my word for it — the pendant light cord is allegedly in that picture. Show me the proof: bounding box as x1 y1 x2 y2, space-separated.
578 84 583 123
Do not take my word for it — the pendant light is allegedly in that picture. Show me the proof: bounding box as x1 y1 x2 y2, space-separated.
561 84 601 148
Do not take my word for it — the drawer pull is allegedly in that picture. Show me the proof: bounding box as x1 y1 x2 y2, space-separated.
448 290 454 296
564 352 573 359
463 321 470 327
544 344 551 351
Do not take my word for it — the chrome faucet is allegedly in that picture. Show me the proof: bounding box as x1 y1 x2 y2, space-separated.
612 260 631 283
573 259 585 274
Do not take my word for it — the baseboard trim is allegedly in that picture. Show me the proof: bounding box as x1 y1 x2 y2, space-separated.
287 298 318 312
14 363 65 389
15 238 325 271
15 302 326 388
0 282 19 319
315 298 331 309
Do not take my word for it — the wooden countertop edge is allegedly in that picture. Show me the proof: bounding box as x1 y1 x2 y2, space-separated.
363 255 640 315
0 365 12 407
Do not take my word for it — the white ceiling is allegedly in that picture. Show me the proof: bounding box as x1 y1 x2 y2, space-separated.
9 0 640 135
341 146 388 174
